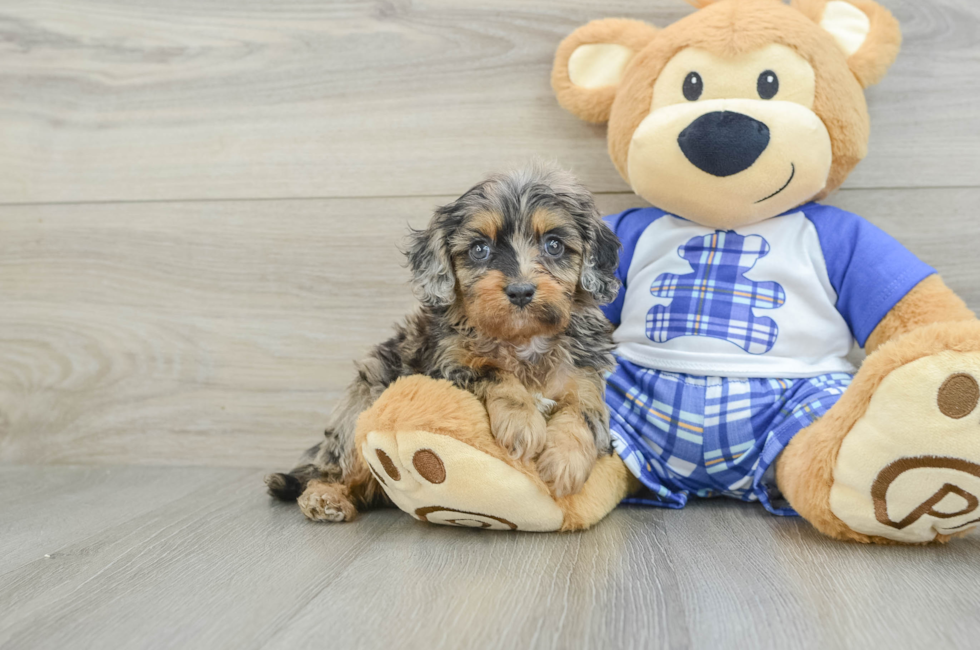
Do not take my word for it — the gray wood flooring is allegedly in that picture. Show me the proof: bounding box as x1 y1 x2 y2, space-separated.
3 465 980 650
2 0 980 648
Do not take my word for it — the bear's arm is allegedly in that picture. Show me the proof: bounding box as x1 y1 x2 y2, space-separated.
865 275 975 354
805 203 938 348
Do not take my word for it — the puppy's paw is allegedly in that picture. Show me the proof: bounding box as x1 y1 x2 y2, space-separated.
538 414 598 498
297 481 358 523
488 402 548 461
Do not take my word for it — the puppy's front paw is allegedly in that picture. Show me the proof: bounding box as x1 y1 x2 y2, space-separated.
537 414 598 498
488 402 548 461
297 481 358 522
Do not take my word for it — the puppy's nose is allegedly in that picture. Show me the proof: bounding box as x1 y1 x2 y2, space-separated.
678 111 770 177
504 283 536 308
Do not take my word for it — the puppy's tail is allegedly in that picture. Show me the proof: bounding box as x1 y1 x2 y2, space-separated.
264 464 321 501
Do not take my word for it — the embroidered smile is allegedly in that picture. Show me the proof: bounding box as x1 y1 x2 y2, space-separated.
755 163 796 204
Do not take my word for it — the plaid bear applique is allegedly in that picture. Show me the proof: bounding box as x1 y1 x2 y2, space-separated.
646 231 786 355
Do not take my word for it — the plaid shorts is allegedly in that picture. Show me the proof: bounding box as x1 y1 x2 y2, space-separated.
606 356 853 515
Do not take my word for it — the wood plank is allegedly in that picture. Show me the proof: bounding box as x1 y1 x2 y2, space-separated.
1 188 977 468
1 466 978 650
0 465 253 573
0 0 976 203
0 466 401 649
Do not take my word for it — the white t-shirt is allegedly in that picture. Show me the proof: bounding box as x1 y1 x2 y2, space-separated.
601 203 935 379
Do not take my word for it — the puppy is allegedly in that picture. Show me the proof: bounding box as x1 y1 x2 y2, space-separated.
266 165 620 522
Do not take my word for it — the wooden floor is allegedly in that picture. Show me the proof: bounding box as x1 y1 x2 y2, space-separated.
2 1 980 648
2 465 980 650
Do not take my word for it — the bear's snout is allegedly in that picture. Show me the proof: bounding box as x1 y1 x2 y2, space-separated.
678 111 770 178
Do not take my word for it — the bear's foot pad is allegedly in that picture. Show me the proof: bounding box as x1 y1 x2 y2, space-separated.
831 351 980 543
361 428 564 532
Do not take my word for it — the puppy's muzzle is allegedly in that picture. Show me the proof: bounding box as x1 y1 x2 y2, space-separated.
678 111 770 177
504 283 536 308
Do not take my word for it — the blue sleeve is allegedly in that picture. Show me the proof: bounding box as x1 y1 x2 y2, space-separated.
600 207 668 325
804 203 936 347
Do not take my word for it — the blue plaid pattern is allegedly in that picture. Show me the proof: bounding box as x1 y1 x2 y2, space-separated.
605 356 852 515
647 231 786 355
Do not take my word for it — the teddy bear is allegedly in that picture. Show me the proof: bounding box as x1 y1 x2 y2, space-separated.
353 0 980 544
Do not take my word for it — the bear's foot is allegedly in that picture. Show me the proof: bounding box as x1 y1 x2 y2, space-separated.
355 375 567 532
361 426 565 531
780 322 980 544
361 431 564 531
354 375 635 532
830 350 980 543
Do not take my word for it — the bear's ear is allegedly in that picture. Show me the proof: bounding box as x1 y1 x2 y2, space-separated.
793 0 902 87
552 18 659 124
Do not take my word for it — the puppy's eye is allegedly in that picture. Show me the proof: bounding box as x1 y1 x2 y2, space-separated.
683 72 703 101
469 241 491 261
543 237 564 257
757 70 779 100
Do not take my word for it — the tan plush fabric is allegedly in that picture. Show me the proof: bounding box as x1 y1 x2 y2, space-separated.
777 321 980 543
363 428 566 531
552 19 659 124
792 0 902 87
777 279 980 545
830 353 980 543
356 374 505 464
627 96 832 226
567 44 636 89
865 275 976 354
557 454 640 531
355 375 631 532
820 1 871 57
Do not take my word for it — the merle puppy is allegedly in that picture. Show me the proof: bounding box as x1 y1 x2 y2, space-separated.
266 166 620 522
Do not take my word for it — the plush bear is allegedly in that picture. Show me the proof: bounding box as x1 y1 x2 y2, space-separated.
356 0 980 543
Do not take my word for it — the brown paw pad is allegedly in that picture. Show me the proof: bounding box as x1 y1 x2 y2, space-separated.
376 449 400 482
412 449 446 484
937 373 979 419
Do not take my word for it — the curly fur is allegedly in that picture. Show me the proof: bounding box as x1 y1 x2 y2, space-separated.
266 164 620 517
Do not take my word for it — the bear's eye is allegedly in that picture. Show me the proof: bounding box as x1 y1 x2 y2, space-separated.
757 70 779 100
683 72 703 101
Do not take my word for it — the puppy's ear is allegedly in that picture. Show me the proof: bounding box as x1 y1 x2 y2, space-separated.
546 168 622 304
407 210 456 307
581 220 621 305
552 18 659 124
793 0 901 87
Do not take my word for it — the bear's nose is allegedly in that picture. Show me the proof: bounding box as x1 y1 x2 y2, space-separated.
678 111 770 177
